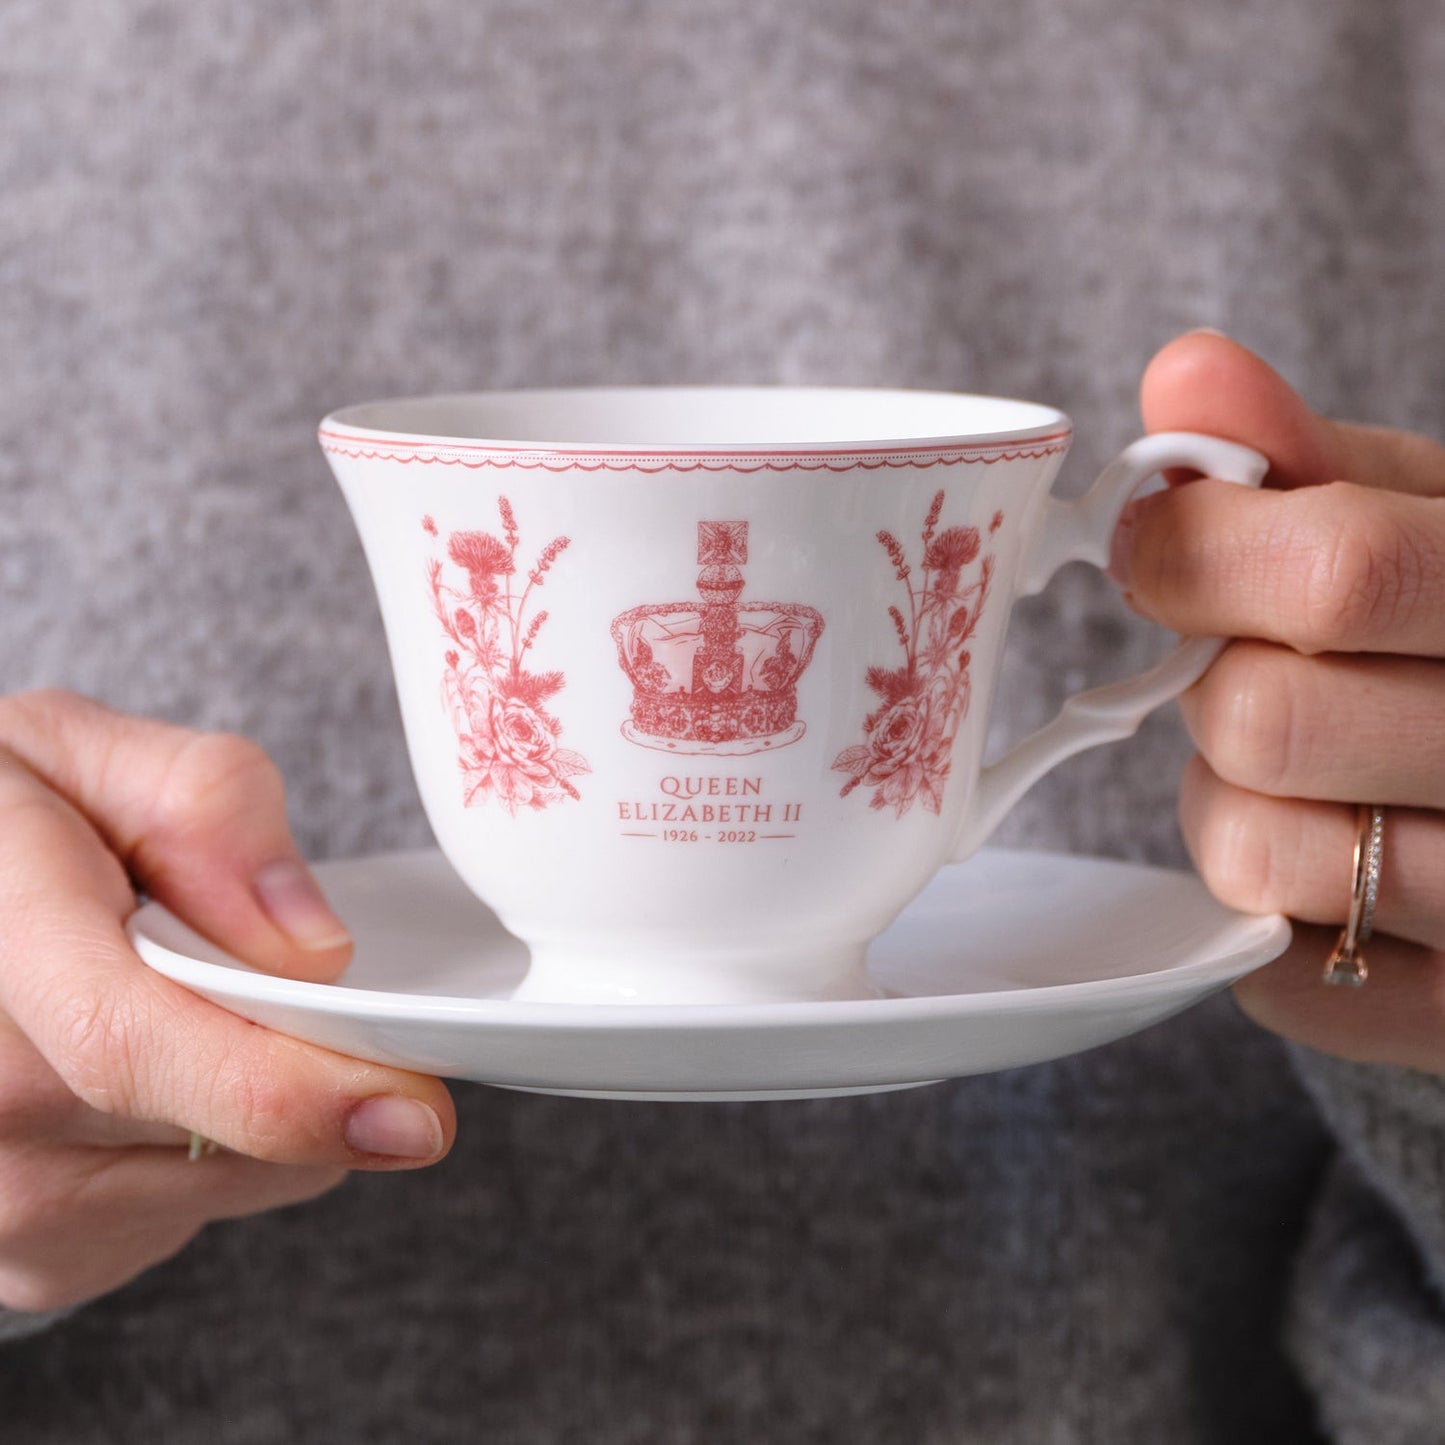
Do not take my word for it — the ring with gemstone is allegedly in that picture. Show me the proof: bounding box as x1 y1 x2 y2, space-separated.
1323 804 1385 987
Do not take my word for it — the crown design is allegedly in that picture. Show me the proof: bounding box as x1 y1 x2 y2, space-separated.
611 521 825 755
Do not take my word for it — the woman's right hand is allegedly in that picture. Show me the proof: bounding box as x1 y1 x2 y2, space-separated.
0 690 456 1314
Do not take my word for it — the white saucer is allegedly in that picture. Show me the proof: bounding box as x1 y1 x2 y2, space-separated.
128 848 1290 1103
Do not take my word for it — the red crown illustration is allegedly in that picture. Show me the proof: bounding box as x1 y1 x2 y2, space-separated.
611 520 825 755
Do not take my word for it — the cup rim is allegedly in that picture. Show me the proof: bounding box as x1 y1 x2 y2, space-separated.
319 384 1073 460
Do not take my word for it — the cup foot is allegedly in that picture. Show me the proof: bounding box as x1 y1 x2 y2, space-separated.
506 941 882 1007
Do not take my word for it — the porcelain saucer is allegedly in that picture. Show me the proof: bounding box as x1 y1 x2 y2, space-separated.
128 848 1290 1102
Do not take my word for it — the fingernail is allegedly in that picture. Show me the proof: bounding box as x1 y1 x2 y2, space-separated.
345 1096 444 1160
253 860 352 950
1108 499 1139 589
1187 326 1229 339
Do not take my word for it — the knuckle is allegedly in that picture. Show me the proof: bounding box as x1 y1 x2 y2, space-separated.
0 688 109 750
0 1044 79 1144
1189 794 1281 915
0 1266 88 1315
149 731 283 838
3 687 85 729
1294 487 1423 652
204 1054 308 1161
0 1093 32 1143
46 984 140 1118
0 1169 50 1249
0 1218 199 1312
0 1164 95 1303
1193 644 1301 796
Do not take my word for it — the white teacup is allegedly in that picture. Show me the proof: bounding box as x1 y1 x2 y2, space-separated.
321 387 1264 1005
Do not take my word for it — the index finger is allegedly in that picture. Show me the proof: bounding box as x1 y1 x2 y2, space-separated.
0 690 353 985
0 759 454 1168
1113 478 1445 658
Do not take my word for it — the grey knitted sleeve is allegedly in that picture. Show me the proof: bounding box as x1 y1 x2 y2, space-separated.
1284 1048 1445 1443
0 1307 76 1344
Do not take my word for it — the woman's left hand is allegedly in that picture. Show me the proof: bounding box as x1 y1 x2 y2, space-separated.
1116 331 1445 1074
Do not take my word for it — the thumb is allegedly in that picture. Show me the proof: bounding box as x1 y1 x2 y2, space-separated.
0 690 351 983
1139 331 1337 489
1140 331 1445 498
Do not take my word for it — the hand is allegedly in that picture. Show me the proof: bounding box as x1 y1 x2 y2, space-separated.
1116 331 1445 1074
0 690 456 1312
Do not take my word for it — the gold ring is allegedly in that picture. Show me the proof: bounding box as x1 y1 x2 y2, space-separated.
187 1132 221 1161
1323 804 1385 987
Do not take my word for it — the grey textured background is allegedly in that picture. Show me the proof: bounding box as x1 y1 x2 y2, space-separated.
5 0 1442 871
2 2 1444 1441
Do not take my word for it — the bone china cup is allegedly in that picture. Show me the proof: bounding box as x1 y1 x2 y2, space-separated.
320 387 1265 1005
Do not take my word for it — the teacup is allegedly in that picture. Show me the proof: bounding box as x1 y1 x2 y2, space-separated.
320 387 1264 1005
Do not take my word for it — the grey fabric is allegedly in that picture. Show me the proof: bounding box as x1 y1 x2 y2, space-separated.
2 0 1444 1439
0 1308 72 1346
1286 1052 1445 1443
1288 1158 1445 1445
2 1013 1337 1442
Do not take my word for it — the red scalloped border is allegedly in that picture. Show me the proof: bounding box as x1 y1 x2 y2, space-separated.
318 428 1072 473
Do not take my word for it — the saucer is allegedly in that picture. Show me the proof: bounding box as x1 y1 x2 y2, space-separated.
128 848 1290 1102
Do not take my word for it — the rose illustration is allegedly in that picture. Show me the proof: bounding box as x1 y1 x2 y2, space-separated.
847 695 951 816
486 694 559 780
861 696 930 780
833 494 998 817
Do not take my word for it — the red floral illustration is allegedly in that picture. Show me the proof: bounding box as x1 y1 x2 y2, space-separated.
833 492 998 817
427 498 590 813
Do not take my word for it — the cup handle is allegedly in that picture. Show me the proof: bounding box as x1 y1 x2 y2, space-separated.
949 431 1269 864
